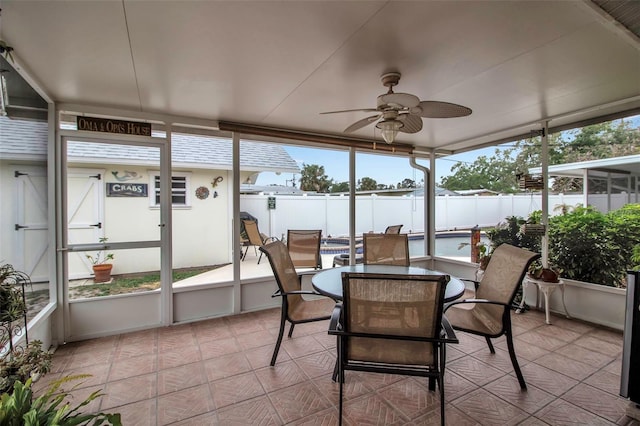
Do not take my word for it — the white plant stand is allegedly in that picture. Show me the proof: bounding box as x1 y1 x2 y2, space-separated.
519 276 571 325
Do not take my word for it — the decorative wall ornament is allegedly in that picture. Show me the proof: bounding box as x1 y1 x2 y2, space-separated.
111 170 142 181
195 186 210 200
211 176 224 187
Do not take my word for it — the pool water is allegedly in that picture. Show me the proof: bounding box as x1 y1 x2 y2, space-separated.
320 234 489 259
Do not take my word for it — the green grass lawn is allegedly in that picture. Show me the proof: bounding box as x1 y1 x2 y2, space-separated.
69 266 222 298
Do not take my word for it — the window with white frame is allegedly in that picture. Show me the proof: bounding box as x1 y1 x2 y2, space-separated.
149 172 191 207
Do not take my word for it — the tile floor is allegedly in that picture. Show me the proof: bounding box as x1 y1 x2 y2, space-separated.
38 307 639 425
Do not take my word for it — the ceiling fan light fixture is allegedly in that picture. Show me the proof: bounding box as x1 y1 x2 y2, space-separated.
376 119 403 144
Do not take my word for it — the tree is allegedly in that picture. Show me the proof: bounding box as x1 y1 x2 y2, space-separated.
440 119 640 192
357 177 377 191
329 181 349 193
440 147 528 193
299 164 333 193
397 178 416 189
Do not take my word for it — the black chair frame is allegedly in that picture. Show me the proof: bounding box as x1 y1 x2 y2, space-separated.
329 274 457 426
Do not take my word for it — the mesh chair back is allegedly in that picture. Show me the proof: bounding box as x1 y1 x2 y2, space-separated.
363 233 410 266
260 240 304 311
475 244 540 326
342 272 447 365
384 224 403 234
243 220 264 245
287 230 322 269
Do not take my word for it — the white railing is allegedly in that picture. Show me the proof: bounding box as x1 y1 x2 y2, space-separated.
241 193 587 239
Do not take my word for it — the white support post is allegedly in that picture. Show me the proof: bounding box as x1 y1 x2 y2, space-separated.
541 121 549 268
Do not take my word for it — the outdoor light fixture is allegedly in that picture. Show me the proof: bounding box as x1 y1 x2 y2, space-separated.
376 119 403 144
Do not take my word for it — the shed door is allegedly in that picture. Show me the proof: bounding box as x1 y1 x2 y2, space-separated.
66 168 104 279
14 166 48 282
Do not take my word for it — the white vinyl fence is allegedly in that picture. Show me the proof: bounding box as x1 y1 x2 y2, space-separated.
240 193 586 239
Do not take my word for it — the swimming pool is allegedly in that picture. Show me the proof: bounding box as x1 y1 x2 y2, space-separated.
320 232 489 258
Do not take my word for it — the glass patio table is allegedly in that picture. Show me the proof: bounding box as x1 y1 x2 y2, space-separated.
312 264 465 302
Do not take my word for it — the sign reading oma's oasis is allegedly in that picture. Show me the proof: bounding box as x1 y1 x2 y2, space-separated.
77 116 152 136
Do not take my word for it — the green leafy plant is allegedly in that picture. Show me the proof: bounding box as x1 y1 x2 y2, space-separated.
548 206 626 287
0 264 29 323
632 245 640 272
0 376 121 425
486 214 541 254
85 238 114 265
528 260 561 282
0 341 51 395
458 241 491 270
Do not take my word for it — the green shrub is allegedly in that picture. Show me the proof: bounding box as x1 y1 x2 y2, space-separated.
548 206 626 286
608 203 640 258
0 376 121 425
486 214 541 253
483 204 640 287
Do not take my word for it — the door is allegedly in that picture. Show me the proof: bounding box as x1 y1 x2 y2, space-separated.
60 134 170 340
14 166 48 282
66 168 104 279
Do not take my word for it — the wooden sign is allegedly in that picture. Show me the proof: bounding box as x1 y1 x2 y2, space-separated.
107 183 148 197
77 116 151 136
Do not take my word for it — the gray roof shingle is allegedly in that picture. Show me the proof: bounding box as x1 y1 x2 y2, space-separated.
0 116 299 173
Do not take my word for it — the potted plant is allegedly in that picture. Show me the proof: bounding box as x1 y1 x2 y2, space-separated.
0 340 51 395
0 264 52 394
0 264 27 325
528 261 561 283
85 238 114 283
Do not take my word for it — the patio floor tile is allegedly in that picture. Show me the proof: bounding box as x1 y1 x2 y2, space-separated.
42 306 638 425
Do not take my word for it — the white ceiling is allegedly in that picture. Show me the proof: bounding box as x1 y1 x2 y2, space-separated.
2 1 640 154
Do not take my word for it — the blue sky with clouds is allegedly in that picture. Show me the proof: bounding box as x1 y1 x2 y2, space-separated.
255 145 496 187
255 115 639 188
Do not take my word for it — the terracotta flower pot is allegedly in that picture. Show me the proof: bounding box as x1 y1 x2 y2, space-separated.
92 263 113 283
541 268 559 283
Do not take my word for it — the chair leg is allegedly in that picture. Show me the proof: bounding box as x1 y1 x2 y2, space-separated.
439 371 445 426
288 323 295 338
257 250 263 264
338 366 344 426
270 310 287 366
506 330 527 390
439 345 446 426
485 336 495 354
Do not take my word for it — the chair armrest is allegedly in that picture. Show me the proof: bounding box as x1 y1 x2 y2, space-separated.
441 316 458 343
328 304 343 334
460 278 480 291
271 289 326 298
444 298 510 311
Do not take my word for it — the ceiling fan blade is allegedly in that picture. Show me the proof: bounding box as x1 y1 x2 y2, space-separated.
411 101 472 118
398 114 423 133
320 108 378 115
378 92 420 109
344 114 381 133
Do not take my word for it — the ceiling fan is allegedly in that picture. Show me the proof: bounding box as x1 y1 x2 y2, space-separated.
320 72 472 144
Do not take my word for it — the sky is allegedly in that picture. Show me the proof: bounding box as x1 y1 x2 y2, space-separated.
255 115 640 188
254 145 498 188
